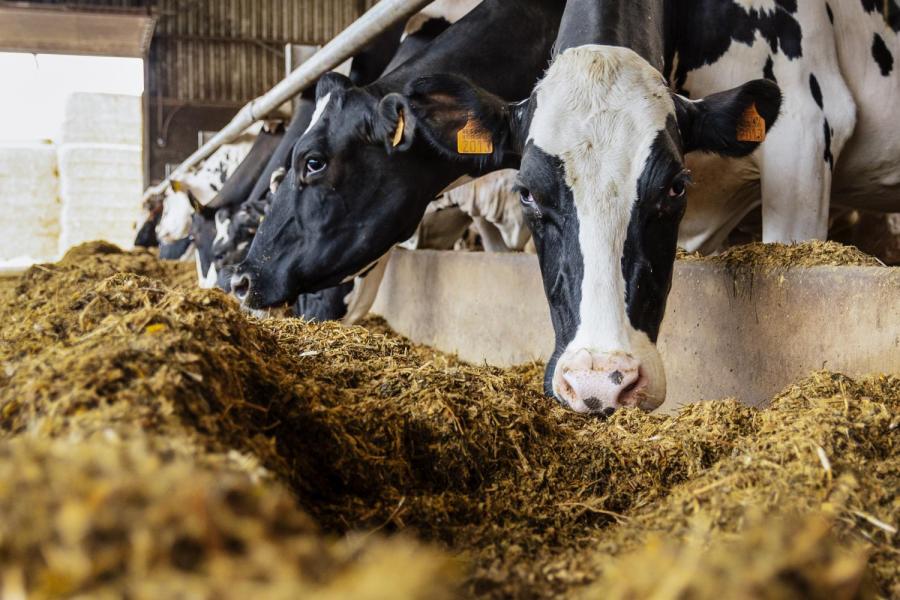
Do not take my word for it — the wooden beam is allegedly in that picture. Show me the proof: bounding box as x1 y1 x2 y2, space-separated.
0 5 156 57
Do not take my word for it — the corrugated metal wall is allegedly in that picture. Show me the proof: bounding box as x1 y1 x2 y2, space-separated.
152 0 376 104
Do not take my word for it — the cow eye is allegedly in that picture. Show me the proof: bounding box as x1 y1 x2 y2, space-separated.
305 157 327 176
518 188 536 206
668 172 691 199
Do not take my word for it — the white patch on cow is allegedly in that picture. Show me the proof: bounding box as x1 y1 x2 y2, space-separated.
402 0 481 38
828 1 900 209
196 255 218 289
213 211 231 247
157 190 193 244
173 129 258 207
732 0 778 13
269 167 287 193
304 93 331 136
528 45 672 409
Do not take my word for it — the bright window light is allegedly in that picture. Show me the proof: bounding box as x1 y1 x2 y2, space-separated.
0 52 143 143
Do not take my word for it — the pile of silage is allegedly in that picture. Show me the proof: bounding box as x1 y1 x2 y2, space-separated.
0 243 458 599
0 437 456 600
0 243 896 599
678 240 882 270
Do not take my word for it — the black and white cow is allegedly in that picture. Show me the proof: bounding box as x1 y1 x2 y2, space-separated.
231 0 566 307
366 3 778 414
675 0 899 252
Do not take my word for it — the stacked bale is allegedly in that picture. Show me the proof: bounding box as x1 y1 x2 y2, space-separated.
0 143 59 263
57 93 143 253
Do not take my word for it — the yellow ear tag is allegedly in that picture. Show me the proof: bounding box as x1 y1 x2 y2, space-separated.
392 110 405 148
171 180 183 193
457 119 494 155
736 103 767 143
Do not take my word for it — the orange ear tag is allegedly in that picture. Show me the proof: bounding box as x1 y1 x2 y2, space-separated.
736 103 767 143
457 119 494 155
392 110 405 148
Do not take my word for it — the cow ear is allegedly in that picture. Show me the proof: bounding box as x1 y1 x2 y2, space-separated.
184 190 217 218
392 74 520 162
675 79 782 157
376 93 417 153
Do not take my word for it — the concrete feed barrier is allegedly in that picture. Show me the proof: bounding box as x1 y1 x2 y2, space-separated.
372 249 900 412
0 143 60 262
58 143 143 252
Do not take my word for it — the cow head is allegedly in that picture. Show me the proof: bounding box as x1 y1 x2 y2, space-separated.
232 72 478 308
395 46 781 414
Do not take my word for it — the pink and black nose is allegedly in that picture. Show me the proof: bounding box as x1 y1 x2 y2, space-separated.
552 350 647 415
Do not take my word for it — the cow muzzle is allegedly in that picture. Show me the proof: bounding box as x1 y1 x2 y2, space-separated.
552 349 662 415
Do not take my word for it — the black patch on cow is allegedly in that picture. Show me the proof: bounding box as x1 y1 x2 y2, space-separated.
774 0 798 13
872 33 894 76
413 17 453 40
809 74 824 108
516 142 584 398
763 56 777 82
669 0 802 93
293 282 354 323
159 237 193 261
622 117 685 343
823 118 834 171
860 0 879 12
134 211 160 248
826 3 834 24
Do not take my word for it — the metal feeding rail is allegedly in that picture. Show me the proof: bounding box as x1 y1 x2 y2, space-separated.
142 0 433 202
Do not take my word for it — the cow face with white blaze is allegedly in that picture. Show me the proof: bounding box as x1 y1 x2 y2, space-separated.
233 72 498 307
406 46 781 414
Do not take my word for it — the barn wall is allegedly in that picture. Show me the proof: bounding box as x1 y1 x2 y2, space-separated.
11 0 380 182
146 0 378 182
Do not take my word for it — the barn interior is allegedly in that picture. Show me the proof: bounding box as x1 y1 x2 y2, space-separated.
0 1 897 599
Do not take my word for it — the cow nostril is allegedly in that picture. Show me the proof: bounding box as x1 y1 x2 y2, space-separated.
232 274 251 301
583 397 603 412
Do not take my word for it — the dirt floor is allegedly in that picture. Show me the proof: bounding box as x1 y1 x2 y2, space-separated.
0 242 896 599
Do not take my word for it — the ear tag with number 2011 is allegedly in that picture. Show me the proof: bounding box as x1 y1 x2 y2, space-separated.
457 119 494 155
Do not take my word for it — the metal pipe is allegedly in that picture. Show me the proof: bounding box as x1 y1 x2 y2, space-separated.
143 0 432 201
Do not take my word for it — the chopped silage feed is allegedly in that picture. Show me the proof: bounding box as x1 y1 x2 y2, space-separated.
0 243 896 599
678 240 883 269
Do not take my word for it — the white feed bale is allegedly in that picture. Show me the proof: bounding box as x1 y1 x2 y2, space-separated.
0 143 60 262
58 143 143 252
60 93 141 146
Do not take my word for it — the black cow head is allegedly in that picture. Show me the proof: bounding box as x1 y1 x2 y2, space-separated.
232 72 490 309
379 46 780 415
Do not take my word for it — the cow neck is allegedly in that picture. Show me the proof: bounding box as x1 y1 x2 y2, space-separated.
554 0 669 73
